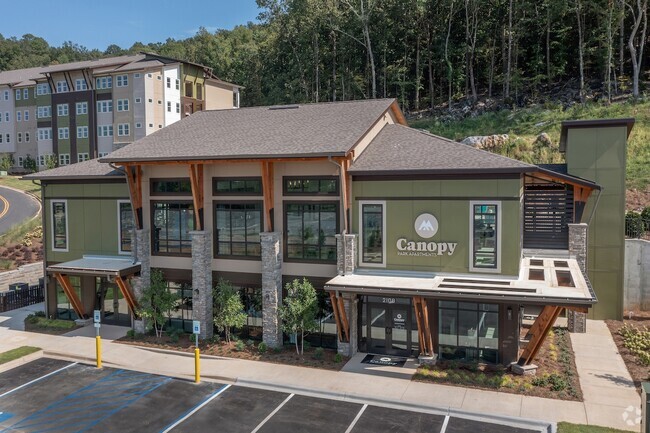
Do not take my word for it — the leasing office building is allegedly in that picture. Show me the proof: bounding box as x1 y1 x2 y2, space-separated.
28 99 631 366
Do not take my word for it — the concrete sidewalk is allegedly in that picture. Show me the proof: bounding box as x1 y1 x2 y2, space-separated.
0 306 641 432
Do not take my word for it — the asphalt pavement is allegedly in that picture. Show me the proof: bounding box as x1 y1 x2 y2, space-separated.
0 185 40 235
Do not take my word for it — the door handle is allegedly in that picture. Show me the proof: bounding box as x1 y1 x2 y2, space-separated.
386 327 392 335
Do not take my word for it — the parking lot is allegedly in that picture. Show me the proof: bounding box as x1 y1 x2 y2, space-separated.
0 358 551 433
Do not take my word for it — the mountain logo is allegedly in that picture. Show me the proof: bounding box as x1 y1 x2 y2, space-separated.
414 213 439 238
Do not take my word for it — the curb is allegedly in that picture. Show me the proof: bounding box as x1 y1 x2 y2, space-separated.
0 349 44 373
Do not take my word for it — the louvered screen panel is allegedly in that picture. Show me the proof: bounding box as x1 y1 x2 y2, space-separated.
523 185 574 249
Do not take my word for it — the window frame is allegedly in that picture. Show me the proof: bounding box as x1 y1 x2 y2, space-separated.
150 178 192 196
116 74 129 87
469 200 502 273
76 102 88 115
150 200 195 257
117 99 129 112
283 176 340 196
212 177 263 196
358 200 386 267
283 201 340 264
76 126 88 139
117 200 133 255
213 200 264 260
58 127 69 140
51 199 69 252
57 104 69 117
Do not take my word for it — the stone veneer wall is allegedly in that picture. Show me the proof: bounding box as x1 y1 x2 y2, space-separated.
335 234 359 356
0 262 43 291
132 229 150 333
191 231 213 339
335 234 357 275
568 223 588 333
261 232 283 348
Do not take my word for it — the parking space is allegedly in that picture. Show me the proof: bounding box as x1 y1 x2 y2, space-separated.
0 358 550 433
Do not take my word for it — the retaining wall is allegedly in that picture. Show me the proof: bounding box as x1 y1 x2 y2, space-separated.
624 239 650 311
0 262 43 291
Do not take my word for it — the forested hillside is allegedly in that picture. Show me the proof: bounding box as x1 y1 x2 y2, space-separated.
0 0 647 111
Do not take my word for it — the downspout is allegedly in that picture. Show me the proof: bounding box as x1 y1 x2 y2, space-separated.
328 156 347 275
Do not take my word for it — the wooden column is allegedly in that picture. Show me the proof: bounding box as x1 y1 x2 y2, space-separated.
125 165 143 230
115 275 140 318
328 291 350 343
518 305 564 365
261 161 274 231
413 297 433 356
53 273 85 319
189 163 204 230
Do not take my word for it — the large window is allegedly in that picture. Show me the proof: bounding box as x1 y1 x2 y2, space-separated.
285 202 338 262
470 201 500 272
215 202 262 257
151 179 192 195
118 201 133 254
167 281 193 333
213 177 262 195
152 202 194 255
360 201 385 266
284 177 339 195
51 200 68 251
438 301 499 363
56 276 80 320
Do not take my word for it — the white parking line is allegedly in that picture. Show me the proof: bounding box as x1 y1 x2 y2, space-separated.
0 362 77 399
344 404 368 433
250 393 294 433
439 415 450 433
160 384 232 433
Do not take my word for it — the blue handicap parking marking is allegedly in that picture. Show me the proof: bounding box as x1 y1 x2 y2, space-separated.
0 412 13 423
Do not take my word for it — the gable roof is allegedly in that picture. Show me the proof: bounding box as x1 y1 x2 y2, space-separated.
23 158 123 180
101 99 399 163
348 124 534 175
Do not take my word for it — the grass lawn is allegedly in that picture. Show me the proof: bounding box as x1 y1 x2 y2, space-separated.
557 422 631 433
0 346 41 364
0 175 41 199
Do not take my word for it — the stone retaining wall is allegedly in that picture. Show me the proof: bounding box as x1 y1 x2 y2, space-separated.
0 262 43 291
625 239 650 311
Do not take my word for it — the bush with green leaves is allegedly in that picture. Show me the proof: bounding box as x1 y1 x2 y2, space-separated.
213 278 247 343
312 347 324 360
137 269 179 339
235 340 246 351
626 211 645 238
620 324 650 365
258 341 268 354
23 155 37 173
279 278 318 355
44 154 57 170
334 353 343 363
0 154 14 172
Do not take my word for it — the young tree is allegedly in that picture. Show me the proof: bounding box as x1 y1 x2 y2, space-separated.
44 155 57 170
23 154 37 173
213 278 247 343
626 0 648 98
137 269 178 338
280 278 318 355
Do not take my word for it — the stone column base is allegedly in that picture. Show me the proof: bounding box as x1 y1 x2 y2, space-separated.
511 362 538 376
567 310 587 333
133 319 146 334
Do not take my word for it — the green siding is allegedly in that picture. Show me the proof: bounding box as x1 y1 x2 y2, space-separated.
565 126 627 320
352 178 522 275
14 87 34 107
43 182 130 262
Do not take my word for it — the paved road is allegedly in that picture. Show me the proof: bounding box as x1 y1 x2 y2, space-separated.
0 186 40 235
0 358 551 433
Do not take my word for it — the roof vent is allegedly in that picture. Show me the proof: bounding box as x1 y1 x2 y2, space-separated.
269 104 300 110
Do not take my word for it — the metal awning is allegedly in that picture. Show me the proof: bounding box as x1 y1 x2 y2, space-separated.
46 255 140 277
325 257 596 307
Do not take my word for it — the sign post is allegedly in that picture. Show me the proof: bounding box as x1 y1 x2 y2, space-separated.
93 310 102 369
192 320 200 384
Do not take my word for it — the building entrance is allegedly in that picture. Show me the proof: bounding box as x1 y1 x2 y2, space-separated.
361 296 417 357
95 277 131 326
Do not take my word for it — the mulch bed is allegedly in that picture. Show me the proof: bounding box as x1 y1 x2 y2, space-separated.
414 327 583 401
117 334 348 371
606 313 650 393
23 321 80 336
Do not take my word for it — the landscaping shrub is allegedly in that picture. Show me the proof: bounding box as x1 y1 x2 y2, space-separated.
619 324 650 365
235 340 246 351
312 347 324 360
626 211 645 237
126 329 135 339
258 342 268 354
334 353 342 363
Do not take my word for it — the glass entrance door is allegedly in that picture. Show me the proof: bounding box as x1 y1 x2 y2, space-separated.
366 298 414 357
96 278 131 326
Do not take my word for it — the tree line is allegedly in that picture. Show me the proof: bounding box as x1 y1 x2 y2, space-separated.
1 0 647 111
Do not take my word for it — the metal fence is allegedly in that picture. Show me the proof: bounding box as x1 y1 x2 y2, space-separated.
625 216 650 239
0 283 44 313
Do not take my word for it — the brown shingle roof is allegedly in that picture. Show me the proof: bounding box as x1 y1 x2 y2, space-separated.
349 124 534 174
101 99 397 163
23 158 123 180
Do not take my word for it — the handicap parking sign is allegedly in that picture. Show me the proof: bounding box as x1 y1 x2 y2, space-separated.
192 321 200 334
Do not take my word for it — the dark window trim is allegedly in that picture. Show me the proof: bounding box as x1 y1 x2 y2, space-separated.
212 177 263 196
150 178 192 196
472 203 499 271
150 200 195 257
282 176 340 196
360 202 384 265
213 199 263 260
283 200 340 264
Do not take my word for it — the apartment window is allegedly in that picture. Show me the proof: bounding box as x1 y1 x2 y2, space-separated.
16 111 21 122
23 89 29 99
51 200 68 251
196 83 203 100
470 201 501 272
98 125 113 137
213 178 262 195
284 177 339 195
151 179 191 195
96 76 112 89
147 73 152 78
148 123 153 127
135 97 142 103
24 110 29 121
134 73 141 78
148 98 153 103
117 99 129 112
25 132 30 143
75 79 88 91
4 113 8 122
118 201 133 254
152 202 195 255
59 153 70 166
38 155 44 166
135 122 142 128
157 100 162 105
37 106 51 118
97 100 113 113
98 152 109 158
57 104 69 117
58 127 69 140
157 75 162 80
77 153 89 162
77 126 88 139
438 301 499 364
15 90 20 100
17 156 24 167
117 123 130 136
38 128 52 141
166 77 171 88
215 202 262 257
185 82 193 98
17 133 22 143
116 75 128 87
176 103 180 113
0 135 3 143
285 202 338 262
36 83 51 95
166 101 171 112
56 81 69 93
3 90 9 100
175 79 180 90
76 102 88 115
5 134 9 143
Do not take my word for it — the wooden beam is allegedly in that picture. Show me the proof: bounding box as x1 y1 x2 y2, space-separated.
261 161 274 231
337 156 351 233
115 276 140 318
412 297 426 355
420 298 434 356
125 166 143 230
518 306 563 365
53 273 85 319
336 295 350 342
189 163 204 230
329 292 343 342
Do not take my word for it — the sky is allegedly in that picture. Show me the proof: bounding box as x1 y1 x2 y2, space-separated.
1 0 261 51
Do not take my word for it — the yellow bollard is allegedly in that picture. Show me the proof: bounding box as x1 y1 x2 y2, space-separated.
194 347 200 384
96 335 102 369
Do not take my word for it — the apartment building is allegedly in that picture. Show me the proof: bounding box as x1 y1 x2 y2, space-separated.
27 99 632 367
0 54 240 170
